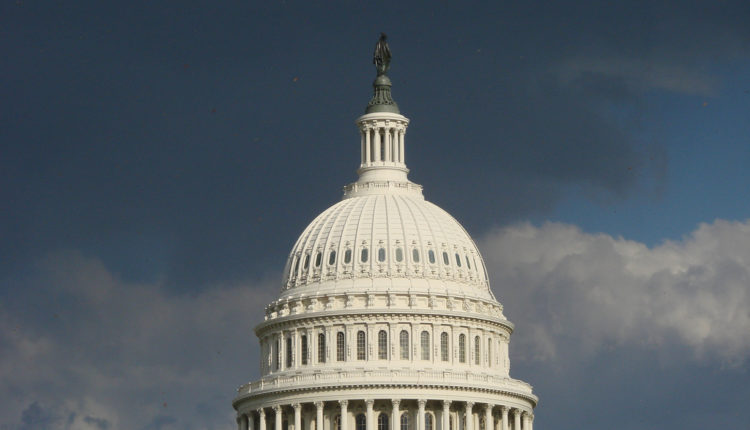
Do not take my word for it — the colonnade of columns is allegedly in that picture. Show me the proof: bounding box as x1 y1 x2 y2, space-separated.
237 399 533 430
360 125 406 165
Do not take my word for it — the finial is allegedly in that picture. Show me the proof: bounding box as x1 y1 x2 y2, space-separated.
366 33 399 114
373 33 391 76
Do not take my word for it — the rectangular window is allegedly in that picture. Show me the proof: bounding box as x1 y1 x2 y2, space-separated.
440 332 449 362
337 332 346 361
286 336 293 368
420 331 430 360
458 334 466 363
400 330 410 360
318 333 326 363
357 331 366 360
378 330 388 359
301 335 308 365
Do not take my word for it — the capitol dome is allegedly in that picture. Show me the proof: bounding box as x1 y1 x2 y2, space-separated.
233 35 537 430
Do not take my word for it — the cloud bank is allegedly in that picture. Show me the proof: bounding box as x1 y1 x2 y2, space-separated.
482 219 750 366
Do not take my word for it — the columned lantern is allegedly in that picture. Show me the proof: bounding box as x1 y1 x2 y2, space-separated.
233 34 538 430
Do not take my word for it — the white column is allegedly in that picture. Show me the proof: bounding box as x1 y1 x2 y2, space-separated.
316 402 324 430
391 400 400 430
365 128 371 163
361 130 365 164
484 405 492 430
418 399 426 430
500 408 508 430
442 401 450 430
294 404 301 430
275 406 283 430
259 409 267 430
512 410 520 430
238 416 245 430
249 412 255 430
366 399 375 430
374 128 381 162
340 400 348 430
383 127 392 161
527 414 533 430
399 129 405 164
465 403 473 430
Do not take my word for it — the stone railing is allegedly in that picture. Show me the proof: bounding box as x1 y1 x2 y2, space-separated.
237 368 533 396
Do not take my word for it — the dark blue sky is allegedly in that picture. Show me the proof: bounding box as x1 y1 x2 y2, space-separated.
2 1 750 429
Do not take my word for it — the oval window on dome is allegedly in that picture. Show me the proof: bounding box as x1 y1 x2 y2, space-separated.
412 249 420 263
428 250 436 264
443 251 450 265
395 248 403 262
361 248 369 263
378 248 386 262
315 252 322 267
303 254 310 269
344 249 352 264
455 253 462 267
328 250 336 266
465 255 471 269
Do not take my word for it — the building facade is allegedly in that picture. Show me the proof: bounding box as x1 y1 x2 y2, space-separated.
233 37 537 430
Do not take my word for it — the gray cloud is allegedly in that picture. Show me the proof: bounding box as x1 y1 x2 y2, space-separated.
481 219 750 365
0 251 277 430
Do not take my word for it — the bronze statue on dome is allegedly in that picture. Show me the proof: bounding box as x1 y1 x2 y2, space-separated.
373 33 391 76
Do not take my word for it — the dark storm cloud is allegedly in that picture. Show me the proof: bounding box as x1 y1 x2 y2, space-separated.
2 1 749 288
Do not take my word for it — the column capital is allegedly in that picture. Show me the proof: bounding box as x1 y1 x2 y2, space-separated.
366 399 375 407
466 401 474 408
391 399 401 408
442 400 451 408
293 403 302 411
513 409 523 417
484 403 493 411
500 406 508 413
258 409 266 417
418 399 427 408
273 405 282 413
340 400 349 408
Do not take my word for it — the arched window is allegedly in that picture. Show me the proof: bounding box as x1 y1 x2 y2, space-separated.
286 337 293 367
399 330 409 360
328 250 336 265
337 332 346 361
357 330 366 360
378 413 389 430
425 414 433 430
474 336 481 365
335 415 341 430
293 256 300 276
440 332 449 362
315 252 322 267
458 334 466 363
301 335 308 365
378 330 388 359
303 253 310 270
420 331 430 360
479 417 485 430
356 414 366 430
318 333 326 363
400 413 409 430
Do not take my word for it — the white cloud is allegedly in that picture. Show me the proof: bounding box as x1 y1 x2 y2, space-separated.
481 220 750 366
0 251 278 430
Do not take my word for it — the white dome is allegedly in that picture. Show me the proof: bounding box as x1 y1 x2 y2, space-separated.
282 190 493 301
